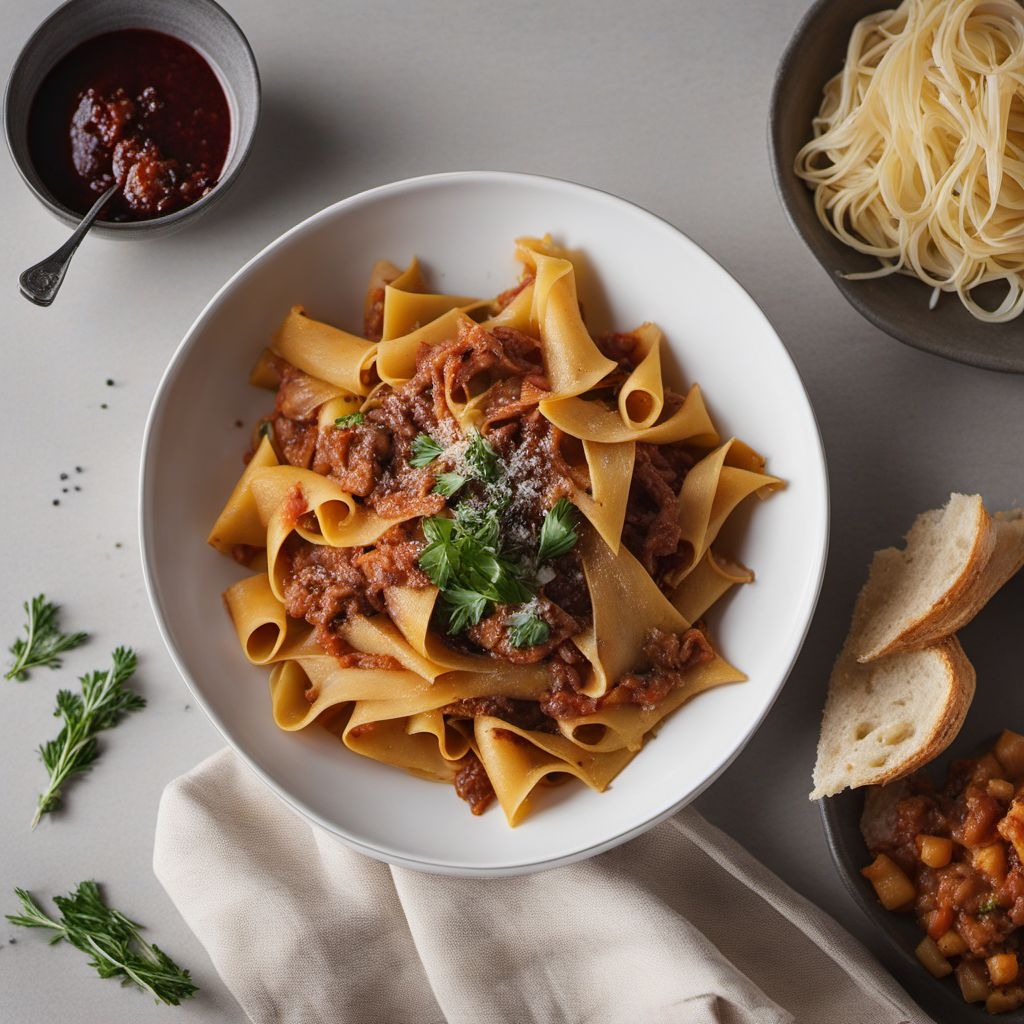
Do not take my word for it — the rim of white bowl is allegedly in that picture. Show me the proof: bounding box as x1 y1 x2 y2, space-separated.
139 169 830 877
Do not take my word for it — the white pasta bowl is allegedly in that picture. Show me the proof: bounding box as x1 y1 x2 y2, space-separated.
140 171 829 876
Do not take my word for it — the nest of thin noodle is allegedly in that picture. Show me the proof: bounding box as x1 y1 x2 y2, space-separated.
795 0 1024 322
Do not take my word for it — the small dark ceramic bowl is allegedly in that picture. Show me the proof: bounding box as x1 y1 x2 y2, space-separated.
4 0 260 239
769 0 1024 374
821 736 1024 1023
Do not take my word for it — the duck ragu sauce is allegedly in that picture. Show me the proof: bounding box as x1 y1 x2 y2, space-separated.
245 297 714 815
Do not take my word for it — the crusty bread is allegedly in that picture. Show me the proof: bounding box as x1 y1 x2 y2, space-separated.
853 493 995 662
810 637 975 800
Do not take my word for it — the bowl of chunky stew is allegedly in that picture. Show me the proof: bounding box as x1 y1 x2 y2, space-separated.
825 731 1024 1019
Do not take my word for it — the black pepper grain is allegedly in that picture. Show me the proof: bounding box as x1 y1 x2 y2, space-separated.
106 378 114 386
100 403 108 410
52 499 59 506
75 466 83 473
59 472 68 480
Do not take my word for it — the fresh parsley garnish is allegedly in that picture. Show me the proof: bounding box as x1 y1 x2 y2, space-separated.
416 431 577 637
5 595 88 683
334 412 364 429
419 517 459 588
537 499 579 561
507 609 551 649
419 512 532 634
33 647 144 828
464 430 500 483
978 895 1001 914
453 501 501 549
410 433 444 467
442 587 491 635
433 472 467 498
7 881 197 1005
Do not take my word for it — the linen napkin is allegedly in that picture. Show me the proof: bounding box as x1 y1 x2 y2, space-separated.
154 749 927 1024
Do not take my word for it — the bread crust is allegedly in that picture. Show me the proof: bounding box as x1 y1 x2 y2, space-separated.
810 638 975 799
856 499 995 661
854 637 975 787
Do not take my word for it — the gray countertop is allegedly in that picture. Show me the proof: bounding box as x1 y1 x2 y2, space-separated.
1 1 1021 1020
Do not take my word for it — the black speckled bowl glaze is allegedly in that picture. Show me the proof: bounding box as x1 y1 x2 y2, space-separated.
4 0 260 239
769 0 1024 374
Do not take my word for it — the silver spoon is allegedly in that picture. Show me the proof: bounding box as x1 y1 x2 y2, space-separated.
19 183 119 307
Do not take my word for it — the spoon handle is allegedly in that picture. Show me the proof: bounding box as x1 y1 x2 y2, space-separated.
19 184 119 307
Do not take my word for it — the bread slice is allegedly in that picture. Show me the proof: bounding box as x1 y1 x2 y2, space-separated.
810 637 975 799
853 493 996 662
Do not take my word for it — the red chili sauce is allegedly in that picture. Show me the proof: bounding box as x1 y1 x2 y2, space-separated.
27 30 230 222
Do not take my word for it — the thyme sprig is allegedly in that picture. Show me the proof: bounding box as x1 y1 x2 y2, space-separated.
5 595 88 682
7 881 197 1005
33 646 144 827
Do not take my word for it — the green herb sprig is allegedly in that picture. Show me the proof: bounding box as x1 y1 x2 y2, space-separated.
463 431 500 483
507 609 551 649
5 595 88 683
7 882 197 1005
419 514 532 633
33 646 144 828
333 412 364 429
537 499 579 561
412 427 579 637
433 472 467 498
410 433 444 467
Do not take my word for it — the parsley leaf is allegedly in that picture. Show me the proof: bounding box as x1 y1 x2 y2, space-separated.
442 588 490 634
507 610 551 649
453 501 500 549
464 430 500 483
334 412 364 429
978 895 1001 914
410 433 444 467
33 647 144 827
433 472 467 498
7 881 197 1005
537 499 579 562
5 595 88 683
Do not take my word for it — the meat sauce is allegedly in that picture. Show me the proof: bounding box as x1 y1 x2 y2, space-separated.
862 731 1024 1013
28 30 230 221
257 312 715 816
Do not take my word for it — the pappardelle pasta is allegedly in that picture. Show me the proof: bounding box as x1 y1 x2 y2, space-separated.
208 236 783 826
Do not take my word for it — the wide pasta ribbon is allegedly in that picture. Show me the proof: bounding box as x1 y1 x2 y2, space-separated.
573 439 636 553
553 655 746 755
207 434 278 554
668 439 784 587
273 306 378 396
520 246 616 399
540 382 719 446
375 308 475 386
573 526 694 698
671 550 754 623
381 285 489 341
475 717 635 827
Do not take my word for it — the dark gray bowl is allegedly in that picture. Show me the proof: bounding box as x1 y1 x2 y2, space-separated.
4 0 260 239
769 0 1024 374
821 741 1024 1023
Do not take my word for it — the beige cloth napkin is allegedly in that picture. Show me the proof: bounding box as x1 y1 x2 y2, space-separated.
154 749 928 1024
